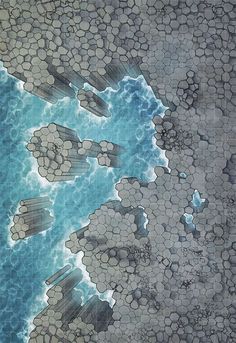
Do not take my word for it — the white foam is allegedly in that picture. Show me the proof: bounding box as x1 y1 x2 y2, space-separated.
74 252 114 306
86 158 100 179
110 184 120 200
144 164 156 182
139 206 149 230
7 203 21 247
46 100 53 108
16 80 25 93
24 283 49 342
59 96 71 105
25 124 47 140
7 234 18 248
25 156 60 192
41 223 115 308
17 316 33 343
7 224 18 247
78 217 90 229
83 82 97 93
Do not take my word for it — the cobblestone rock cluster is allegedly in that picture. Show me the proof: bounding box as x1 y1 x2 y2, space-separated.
45 265 71 286
177 71 199 110
29 267 113 343
27 123 122 181
0 0 149 104
10 196 53 240
29 144 236 342
0 0 235 114
78 89 111 118
0 0 235 342
62 160 235 343
223 154 236 184
66 167 235 342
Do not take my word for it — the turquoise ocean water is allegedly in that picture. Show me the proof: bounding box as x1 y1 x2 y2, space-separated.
0 63 166 343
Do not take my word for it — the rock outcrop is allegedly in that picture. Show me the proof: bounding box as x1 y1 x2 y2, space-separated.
78 89 110 118
10 196 53 240
27 123 123 181
1 0 235 342
29 265 113 343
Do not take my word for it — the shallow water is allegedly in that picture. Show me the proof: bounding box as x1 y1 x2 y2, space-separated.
0 63 166 343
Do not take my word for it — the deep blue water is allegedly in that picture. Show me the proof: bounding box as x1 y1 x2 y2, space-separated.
0 63 166 343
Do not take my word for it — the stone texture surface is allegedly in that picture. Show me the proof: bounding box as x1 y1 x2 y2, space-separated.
10 196 53 240
78 89 111 117
0 0 235 342
27 123 123 182
29 267 113 343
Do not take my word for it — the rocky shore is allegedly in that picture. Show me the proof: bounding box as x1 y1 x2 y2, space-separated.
1 0 235 342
